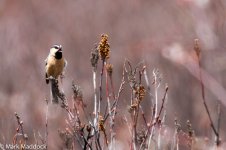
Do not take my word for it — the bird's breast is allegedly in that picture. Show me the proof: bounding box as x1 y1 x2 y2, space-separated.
46 56 64 78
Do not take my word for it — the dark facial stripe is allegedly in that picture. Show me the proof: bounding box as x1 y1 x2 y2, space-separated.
52 45 60 49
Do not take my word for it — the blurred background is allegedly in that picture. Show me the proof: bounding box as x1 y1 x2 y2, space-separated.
0 0 226 149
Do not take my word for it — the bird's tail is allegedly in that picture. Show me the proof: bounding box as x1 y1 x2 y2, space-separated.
49 77 59 104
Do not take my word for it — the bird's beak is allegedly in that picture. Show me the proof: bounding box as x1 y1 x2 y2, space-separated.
58 45 62 52
58 48 62 52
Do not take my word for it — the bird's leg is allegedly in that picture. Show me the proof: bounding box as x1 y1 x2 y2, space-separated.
60 73 65 85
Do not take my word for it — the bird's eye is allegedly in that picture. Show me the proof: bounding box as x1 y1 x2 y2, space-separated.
53 45 60 49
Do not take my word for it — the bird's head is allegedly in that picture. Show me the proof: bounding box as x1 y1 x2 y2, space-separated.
50 44 63 59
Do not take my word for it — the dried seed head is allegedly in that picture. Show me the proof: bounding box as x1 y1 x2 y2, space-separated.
106 63 113 76
186 120 194 137
194 39 200 58
98 34 110 60
90 44 99 70
134 85 146 102
98 115 105 131
72 81 83 102
175 118 181 133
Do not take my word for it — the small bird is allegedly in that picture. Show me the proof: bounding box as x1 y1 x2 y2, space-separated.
45 44 67 103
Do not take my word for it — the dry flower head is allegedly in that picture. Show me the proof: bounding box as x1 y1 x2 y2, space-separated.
135 85 146 101
98 115 105 132
106 63 113 76
98 34 110 60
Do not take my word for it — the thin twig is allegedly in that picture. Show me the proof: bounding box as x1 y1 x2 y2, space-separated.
148 69 160 148
45 98 49 149
139 105 148 130
93 69 98 128
95 59 105 150
194 39 219 144
216 104 221 146
91 44 99 132
143 67 153 106
13 112 28 144
105 61 112 148
157 85 168 122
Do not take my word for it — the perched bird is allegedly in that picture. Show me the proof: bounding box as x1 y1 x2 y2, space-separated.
45 44 67 103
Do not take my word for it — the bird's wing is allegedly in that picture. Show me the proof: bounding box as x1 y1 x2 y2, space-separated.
45 58 48 66
60 59 67 76
45 57 49 84
64 59 68 69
